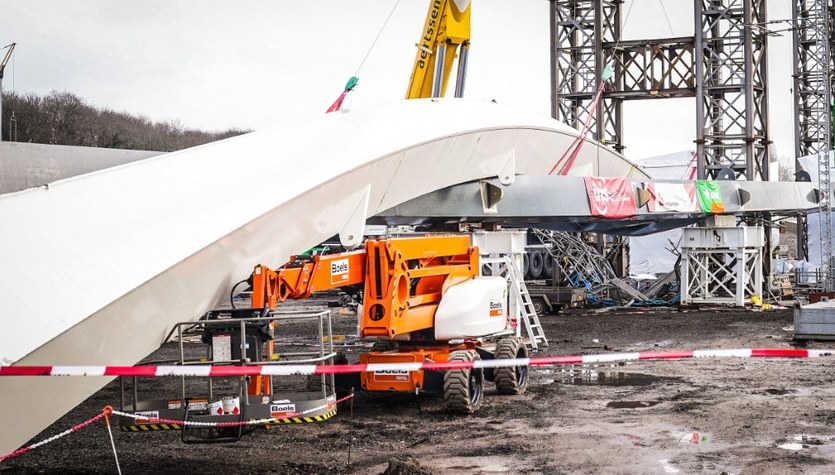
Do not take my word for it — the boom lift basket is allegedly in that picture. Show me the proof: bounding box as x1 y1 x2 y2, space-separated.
118 310 339 443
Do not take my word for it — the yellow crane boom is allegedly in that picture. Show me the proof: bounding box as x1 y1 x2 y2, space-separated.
406 0 471 99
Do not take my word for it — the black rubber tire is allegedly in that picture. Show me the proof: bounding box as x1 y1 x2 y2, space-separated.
444 350 484 413
531 297 547 315
494 337 529 395
523 253 530 278
529 250 544 279
542 253 554 279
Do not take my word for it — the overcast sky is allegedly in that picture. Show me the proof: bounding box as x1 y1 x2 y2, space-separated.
1 0 796 162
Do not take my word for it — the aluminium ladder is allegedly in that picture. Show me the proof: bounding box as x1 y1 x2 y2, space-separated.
482 255 549 350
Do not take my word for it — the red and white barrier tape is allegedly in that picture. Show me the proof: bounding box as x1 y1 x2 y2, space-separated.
0 394 355 462
1 348 833 377
0 412 107 462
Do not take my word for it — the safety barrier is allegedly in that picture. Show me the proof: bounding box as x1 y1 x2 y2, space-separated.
3 348 835 463
0 394 354 463
2 348 833 378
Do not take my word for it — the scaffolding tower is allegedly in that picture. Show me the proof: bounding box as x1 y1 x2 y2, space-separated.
550 0 770 180
793 0 834 289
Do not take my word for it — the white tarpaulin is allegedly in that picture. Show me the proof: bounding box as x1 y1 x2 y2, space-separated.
629 228 683 277
645 182 699 212
629 152 694 277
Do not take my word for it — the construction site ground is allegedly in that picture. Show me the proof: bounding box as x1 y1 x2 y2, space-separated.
4 302 835 474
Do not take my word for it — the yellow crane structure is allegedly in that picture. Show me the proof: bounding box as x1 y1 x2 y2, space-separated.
405 0 471 99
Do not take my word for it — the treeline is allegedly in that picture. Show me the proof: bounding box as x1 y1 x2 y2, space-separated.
1 91 249 152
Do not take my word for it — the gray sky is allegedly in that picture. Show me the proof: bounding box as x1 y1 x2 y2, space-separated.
1 0 795 161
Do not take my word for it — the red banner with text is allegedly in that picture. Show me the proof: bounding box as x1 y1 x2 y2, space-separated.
584 177 637 218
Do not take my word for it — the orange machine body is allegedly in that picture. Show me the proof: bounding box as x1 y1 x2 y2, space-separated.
250 235 484 394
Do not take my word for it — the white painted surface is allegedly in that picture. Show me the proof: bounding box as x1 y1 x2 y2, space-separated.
0 142 160 194
0 98 645 453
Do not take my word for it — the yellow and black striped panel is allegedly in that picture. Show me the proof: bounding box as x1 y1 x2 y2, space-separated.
260 409 337 425
120 423 181 432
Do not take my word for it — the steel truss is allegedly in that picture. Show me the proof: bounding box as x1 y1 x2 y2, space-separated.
681 247 762 305
533 229 621 303
793 0 834 288
550 0 769 181
680 226 764 305
695 0 770 181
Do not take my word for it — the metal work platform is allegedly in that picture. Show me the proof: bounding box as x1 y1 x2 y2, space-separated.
119 310 338 442
795 300 835 341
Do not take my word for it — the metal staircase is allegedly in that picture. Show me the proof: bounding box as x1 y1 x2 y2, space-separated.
482 255 549 350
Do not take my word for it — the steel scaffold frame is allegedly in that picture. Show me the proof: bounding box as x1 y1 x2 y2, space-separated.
680 226 764 305
549 0 771 291
550 0 698 154
681 247 763 305
695 0 770 181
793 0 834 289
550 0 768 181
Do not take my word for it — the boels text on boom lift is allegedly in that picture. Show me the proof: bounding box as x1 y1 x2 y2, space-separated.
256 234 530 413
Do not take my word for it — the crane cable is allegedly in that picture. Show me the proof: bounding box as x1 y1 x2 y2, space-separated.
549 0 636 175
327 0 403 113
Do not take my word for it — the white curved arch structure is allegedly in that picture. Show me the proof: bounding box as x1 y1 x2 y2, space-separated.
0 99 647 452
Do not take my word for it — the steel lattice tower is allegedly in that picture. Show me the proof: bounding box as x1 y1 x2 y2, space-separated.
550 1 624 152
550 0 769 181
793 0 833 288
695 0 770 181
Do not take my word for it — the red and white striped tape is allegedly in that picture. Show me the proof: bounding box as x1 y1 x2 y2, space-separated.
1 348 833 377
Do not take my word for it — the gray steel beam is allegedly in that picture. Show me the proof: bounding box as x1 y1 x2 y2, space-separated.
371 176 823 236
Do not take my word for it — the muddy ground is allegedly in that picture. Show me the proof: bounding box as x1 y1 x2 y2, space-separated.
3 303 835 475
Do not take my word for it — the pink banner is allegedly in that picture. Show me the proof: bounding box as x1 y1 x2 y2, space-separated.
584 177 637 218
646 182 699 212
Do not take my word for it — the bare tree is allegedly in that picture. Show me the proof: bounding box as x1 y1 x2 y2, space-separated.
1 90 249 151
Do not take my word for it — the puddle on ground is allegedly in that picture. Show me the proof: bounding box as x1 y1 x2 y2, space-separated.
607 400 661 409
536 369 681 387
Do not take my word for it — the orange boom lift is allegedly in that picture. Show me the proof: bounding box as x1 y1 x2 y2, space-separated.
251 234 530 413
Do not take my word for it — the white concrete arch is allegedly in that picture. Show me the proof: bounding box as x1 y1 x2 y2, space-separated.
0 98 647 453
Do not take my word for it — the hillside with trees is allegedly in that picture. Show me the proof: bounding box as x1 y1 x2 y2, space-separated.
1 91 249 152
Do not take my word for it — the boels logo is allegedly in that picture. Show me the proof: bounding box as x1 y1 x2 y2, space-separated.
330 259 349 284
489 299 503 317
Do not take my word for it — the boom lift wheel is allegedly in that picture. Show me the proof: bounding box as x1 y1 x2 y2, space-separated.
444 350 483 413
493 337 528 395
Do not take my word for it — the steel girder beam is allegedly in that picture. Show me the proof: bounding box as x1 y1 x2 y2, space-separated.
695 0 770 181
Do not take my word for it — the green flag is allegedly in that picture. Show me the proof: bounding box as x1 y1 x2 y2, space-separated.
696 180 725 214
